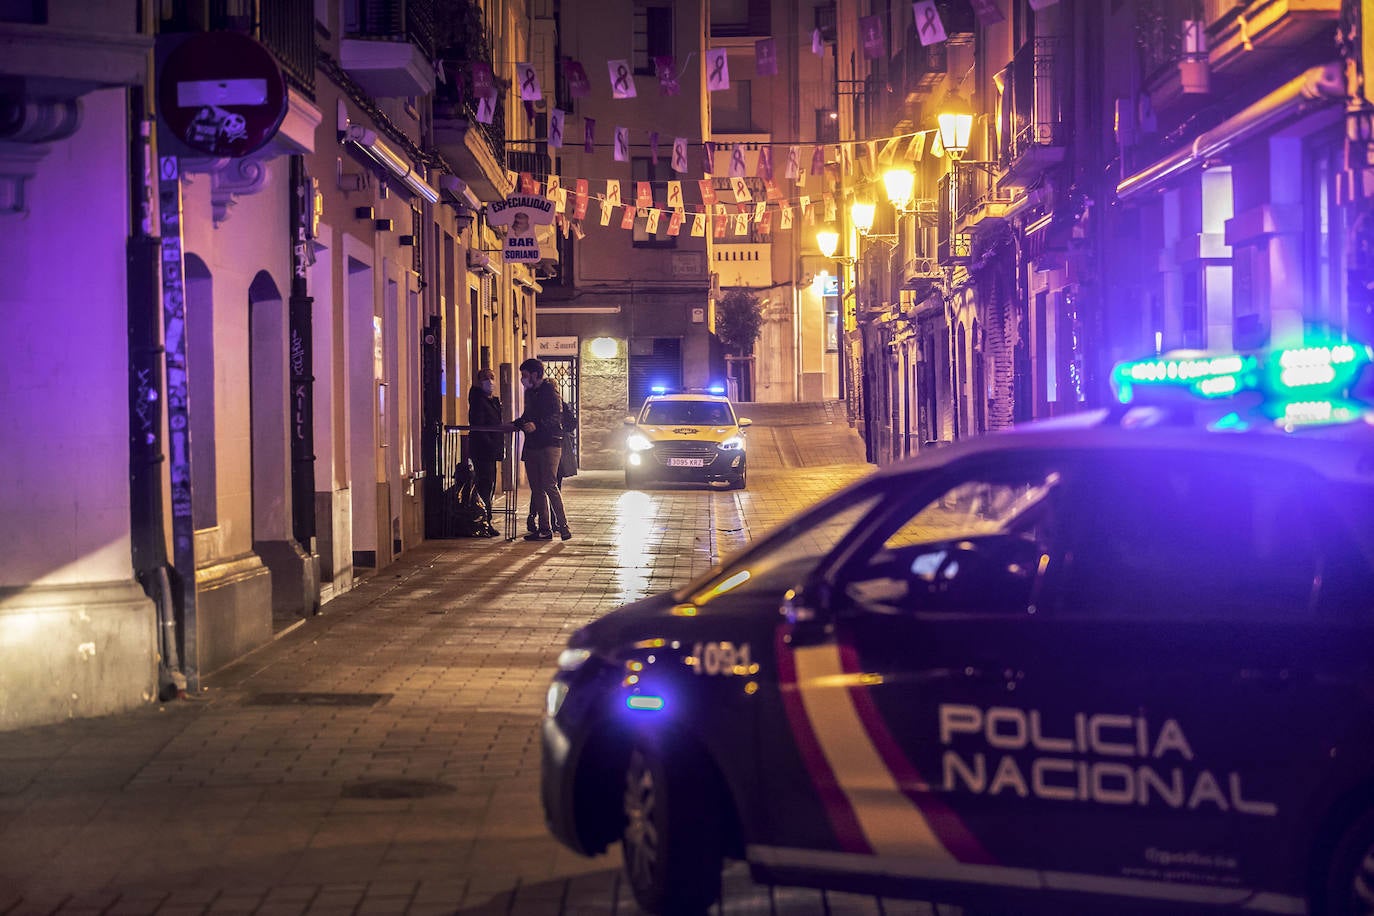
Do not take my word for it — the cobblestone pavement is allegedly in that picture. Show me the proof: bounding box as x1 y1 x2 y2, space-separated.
0 403 954 916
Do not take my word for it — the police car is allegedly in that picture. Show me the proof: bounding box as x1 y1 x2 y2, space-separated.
623 388 751 489
542 343 1374 915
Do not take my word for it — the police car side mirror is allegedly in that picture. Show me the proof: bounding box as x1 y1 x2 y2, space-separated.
738 417 753 428
624 416 636 425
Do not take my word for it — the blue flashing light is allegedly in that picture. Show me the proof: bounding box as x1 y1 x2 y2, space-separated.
650 386 668 395
707 385 726 394
1111 341 1372 429
626 695 665 711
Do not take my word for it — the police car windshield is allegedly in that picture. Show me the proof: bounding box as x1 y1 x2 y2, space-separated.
643 401 732 426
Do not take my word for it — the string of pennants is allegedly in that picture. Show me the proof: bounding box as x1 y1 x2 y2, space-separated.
452 0 1058 128
495 131 947 249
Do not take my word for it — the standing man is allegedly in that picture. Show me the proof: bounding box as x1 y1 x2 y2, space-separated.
466 367 504 530
514 358 571 541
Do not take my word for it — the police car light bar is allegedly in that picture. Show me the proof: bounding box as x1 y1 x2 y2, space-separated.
1111 341 1372 430
626 695 665 711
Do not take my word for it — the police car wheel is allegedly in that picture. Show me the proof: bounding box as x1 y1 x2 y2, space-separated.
1323 810 1374 916
621 741 724 914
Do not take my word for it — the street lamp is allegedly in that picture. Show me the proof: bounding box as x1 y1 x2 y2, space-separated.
816 227 840 259
851 199 876 235
883 168 915 211
937 95 975 162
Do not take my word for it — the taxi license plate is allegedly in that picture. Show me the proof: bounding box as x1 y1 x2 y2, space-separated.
667 458 705 467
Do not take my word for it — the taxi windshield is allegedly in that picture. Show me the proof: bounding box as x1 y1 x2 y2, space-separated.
642 400 733 426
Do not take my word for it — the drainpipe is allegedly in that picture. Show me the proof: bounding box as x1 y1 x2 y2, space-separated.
126 86 186 699
1116 63 1345 201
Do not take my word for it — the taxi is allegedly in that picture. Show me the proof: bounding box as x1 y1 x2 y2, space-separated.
542 342 1374 915
623 388 751 489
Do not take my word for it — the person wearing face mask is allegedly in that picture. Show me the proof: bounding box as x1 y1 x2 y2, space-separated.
466 367 505 531
512 357 571 541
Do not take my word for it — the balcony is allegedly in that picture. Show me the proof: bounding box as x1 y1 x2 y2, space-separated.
713 243 773 288
1000 37 1068 187
339 0 436 98
711 133 771 178
1205 0 1340 76
950 163 1016 229
432 0 508 203
936 172 970 266
157 0 315 96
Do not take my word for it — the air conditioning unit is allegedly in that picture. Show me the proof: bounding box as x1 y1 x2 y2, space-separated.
467 250 497 274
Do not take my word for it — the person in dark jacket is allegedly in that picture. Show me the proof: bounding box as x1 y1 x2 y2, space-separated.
466 367 504 527
512 357 570 541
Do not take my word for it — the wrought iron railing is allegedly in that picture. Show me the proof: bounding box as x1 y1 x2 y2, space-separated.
433 0 504 163
158 0 316 97
1007 36 1068 162
344 0 436 59
1134 0 1195 88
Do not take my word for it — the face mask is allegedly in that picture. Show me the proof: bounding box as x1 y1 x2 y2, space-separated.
521 376 534 390
480 380 493 394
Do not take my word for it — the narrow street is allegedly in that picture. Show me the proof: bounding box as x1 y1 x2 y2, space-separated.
0 403 945 916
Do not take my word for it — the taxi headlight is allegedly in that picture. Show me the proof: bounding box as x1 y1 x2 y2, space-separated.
719 435 745 450
557 647 592 670
546 681 569 717
626 433 654 451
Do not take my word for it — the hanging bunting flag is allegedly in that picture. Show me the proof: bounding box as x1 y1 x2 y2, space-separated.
557 213 568 237
730 176 752 202
564 59 591 98
650 131 660 164
605 179 621 208
713 213 728 238
780 206 793 230
855 140 875 177
824 193 836 222
804 201 816 225
969 0 1005 26
667 209 683 236
906 131 927 161
553 187 567 214
471 62 497 99
635 181 652 208
698 179 717 206
672 137 689 173
654 55 680 96
798 194 810 214
859 15 884 59
757 145 773 180
701 141 715 177
516 61 541 101
878 136 902 165
584 117 596 154
666 180 684 210
795 166 807 188
812 28 823 56
547 174 561 196
645 208 661 234
549 109 566 148
729 144 747 178
756 211 772 235
520 172 539 194
755 38 778 77
705 48 730 91
837 144 853 179
733 213 749 236
573 180 589 219
691 212 707 236
1028 0 1059 8
614 126 630 161
620 205 636 230
931 128 945 158
609 59 636 99
764 179 782 201
599 199 613 226
785 145 801 179
505 168 519 191
572 220 586 240
810 145 826 175
913 1 948 46
753 201 767 221
476 95 495 124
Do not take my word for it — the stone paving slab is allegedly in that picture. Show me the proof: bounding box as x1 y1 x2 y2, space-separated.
0 403 952 915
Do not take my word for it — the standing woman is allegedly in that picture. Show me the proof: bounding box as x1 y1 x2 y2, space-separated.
466 367 504 529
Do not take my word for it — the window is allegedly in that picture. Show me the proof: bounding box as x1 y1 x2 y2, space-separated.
712 79 754 132
632 157 677 247
633 1 673 75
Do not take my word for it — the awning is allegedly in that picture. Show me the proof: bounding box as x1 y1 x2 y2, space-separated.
1116 62 1344 201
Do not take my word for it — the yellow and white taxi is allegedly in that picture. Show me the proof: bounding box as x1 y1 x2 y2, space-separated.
623 389 751 489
